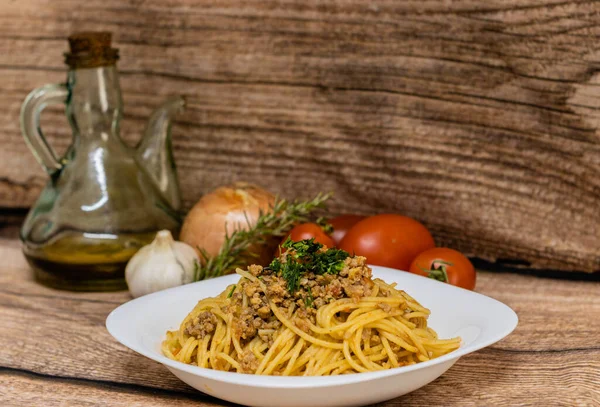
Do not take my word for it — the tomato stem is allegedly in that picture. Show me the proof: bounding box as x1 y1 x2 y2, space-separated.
419 259 453 284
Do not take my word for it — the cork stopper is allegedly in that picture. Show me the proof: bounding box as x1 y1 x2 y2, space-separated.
64 32 119 69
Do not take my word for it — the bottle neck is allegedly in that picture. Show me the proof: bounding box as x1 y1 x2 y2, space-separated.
66 65 123 140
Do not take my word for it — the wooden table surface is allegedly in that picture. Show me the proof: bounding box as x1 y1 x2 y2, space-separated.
0 238 598 407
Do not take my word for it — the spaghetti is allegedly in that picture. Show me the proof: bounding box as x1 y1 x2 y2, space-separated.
162 240 460 375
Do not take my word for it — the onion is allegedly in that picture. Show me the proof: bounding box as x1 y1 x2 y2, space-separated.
180 183 275 266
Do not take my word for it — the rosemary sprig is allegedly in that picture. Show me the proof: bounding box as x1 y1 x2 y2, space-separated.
194 193 331 280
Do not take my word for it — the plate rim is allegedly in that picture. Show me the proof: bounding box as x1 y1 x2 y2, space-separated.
106 265 518 388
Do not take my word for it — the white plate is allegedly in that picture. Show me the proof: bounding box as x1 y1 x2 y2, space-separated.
106 266 518 407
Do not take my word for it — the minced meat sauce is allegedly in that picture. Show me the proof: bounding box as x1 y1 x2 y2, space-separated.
184 248 375 373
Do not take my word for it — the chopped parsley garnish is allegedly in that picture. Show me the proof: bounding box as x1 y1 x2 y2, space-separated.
227 285 236 298
269 238 350 293
305 286 314 307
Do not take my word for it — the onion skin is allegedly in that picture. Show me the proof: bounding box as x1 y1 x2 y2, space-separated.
180 183 275 268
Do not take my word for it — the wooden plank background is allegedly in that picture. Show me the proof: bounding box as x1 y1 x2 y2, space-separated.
1 0 600 273
1 238 599 406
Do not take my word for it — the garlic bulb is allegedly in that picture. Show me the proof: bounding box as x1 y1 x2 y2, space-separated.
126 230 199 298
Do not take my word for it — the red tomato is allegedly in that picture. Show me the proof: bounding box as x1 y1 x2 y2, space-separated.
329 214 366 245
409 248 476 290
339 214 434 270
283 223 335 248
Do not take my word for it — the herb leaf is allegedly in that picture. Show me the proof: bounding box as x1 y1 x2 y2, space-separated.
305 286 314 307
195 193 331 280
272 238 349 293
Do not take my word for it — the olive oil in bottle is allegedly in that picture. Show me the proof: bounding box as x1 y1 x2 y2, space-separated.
23 231 158 291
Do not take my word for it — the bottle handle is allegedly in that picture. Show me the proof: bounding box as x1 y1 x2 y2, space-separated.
20 83 69 174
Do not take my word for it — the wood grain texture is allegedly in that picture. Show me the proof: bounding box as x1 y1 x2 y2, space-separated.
0 369 229 407
0 210 25 239
0 239 599 406
1 1 600 272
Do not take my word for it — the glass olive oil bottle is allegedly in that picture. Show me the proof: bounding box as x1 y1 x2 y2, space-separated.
19 32 184 291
